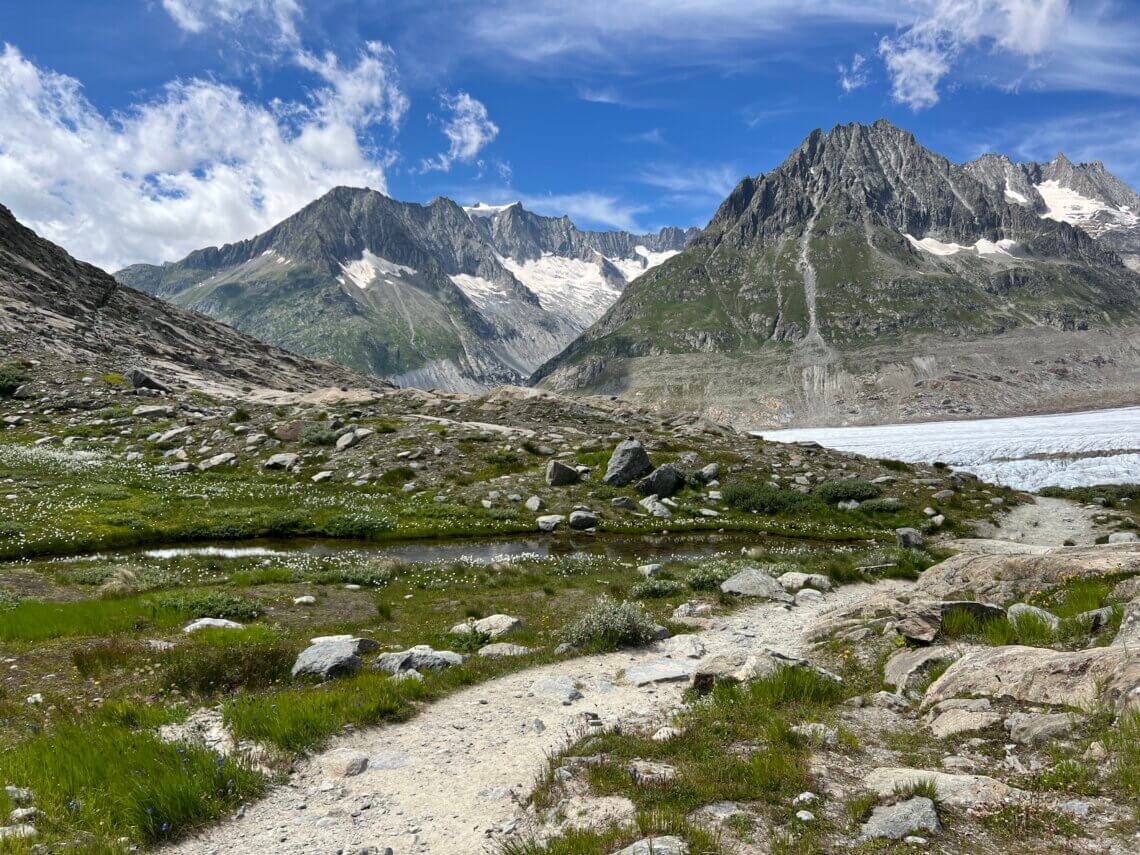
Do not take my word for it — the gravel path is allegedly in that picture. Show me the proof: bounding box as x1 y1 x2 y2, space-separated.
165 581 907 855
973 496 1102 546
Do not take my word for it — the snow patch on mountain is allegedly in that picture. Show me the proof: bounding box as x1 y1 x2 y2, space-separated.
340 251 417 290
502 254 623 328
464 202 518 218
904 233 1020 258
448 273 512 310
1004 183 1029 205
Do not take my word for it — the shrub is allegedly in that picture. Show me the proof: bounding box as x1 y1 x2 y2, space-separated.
154 591 262 621
630 579 684 599
72 638 139 677
877 459 912 472
0 361 27 396
561 597 659 650
161 627 294 694
686 563 735 591
300 424 337 446
230 407 251 423
813 479 883 504
723 482 817 514
0 588 20 610
857 497 902 513
315 560 398 587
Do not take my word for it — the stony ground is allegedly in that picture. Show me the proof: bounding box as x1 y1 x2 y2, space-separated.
164 582 902 855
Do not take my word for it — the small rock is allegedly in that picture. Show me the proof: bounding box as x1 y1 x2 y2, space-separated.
610 836 688 855
569 509 598 530
183 618 243 633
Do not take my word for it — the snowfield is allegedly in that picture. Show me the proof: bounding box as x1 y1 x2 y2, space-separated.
755 406 1140 491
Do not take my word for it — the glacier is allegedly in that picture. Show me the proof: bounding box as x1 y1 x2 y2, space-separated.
755 406 1140 491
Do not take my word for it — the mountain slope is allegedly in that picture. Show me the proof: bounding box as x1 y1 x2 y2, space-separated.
0 204 370 395
534 120 1140 427
117 189 695 391
964 153 1140 271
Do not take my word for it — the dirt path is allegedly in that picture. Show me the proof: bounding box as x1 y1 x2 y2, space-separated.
972 495 1102 546
165 581 908 855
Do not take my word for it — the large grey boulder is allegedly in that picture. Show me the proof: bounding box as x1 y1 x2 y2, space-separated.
636 464 684 498
449 614 521 638
292 638 364 679
375 645 465 674
545 460 581 486
720 567 793 602
603 440 653 486
859 797 941 841
1006 712 1076 744
924 645 1129 711
863 768 1021 810
569 509 598 530
263 452 299 471
129 367 171 392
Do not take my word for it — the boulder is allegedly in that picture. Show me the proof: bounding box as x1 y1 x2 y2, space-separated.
1109 532 1139 543
863 768 1021 809
569 509 598 530
375 645 465 674
537 514 566 532
927 706 1001 739
720 567 793 602
198 452 236 471
860 797 941 841
638 495 672 517
478 643 534 658
335 431 358 451
450 614 521 638
129 368 171 392
525 495 544 512
883 647 960 692
915 542 1140 602
292 638 363 679
545 460 581 486
777 572 832 593
1007 603 1060 632
1006 712 1076 745
636 464 684 498
183 618 243 633
263 452 299 471
924 645 1128 711
1114 598 1140 648
133 404 174 418
603 440 653 486
895 527 924 548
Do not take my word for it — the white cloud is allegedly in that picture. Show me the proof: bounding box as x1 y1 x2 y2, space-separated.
162 0 303 45
879 0 1070 110
420 91 499 173
838 52 869 93
636 164 740 200
0 42 405 270
518 192 648 232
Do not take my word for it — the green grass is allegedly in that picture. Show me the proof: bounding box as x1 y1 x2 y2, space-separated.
1109 710 1140 817
812 478 884 504
0 596 186 642
500 812 719 855
225 670 426 752
0 722 265 846
539 666 843 822
723 482 818 514
160 626 295 695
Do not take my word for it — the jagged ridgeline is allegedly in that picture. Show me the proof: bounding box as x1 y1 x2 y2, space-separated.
116 190 697 392
533 120 1140 427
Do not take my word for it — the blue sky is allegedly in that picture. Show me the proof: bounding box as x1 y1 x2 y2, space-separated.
1 0 1138 270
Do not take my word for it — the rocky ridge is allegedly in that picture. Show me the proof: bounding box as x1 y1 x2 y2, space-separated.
115 189 696 392
534 120 1140 427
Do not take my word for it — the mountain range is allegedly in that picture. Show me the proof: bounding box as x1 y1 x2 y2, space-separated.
534 120 1140 426
0 203 369 395
116 191 696 392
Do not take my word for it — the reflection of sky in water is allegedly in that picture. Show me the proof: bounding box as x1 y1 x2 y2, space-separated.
758 406 1140 491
